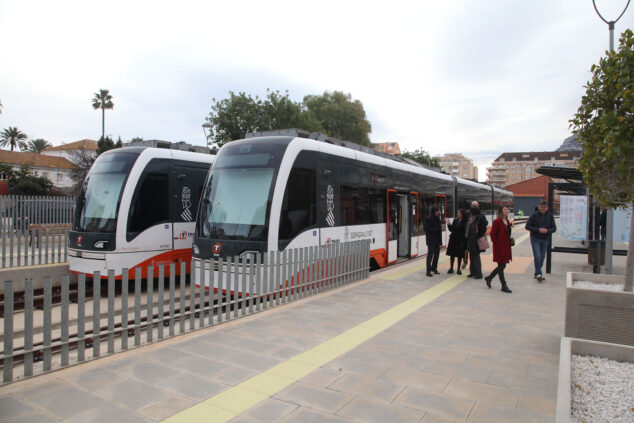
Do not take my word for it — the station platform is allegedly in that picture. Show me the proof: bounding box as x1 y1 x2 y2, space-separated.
0 228 627 423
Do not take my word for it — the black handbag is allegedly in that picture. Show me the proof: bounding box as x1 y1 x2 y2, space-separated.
510 236 516 247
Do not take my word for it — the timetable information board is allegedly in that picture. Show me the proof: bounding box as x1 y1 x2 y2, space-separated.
560 195 587 241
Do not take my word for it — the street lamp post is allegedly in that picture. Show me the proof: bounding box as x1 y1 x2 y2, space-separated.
592 0 630 274
202 123 212 148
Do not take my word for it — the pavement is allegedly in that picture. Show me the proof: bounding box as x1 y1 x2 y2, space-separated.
0 226 627 423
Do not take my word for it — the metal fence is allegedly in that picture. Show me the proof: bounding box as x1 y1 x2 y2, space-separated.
0 240 371 385
0 195 75 268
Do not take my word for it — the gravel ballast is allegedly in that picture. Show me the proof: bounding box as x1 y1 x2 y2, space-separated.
571 354 634 423
574 281 625 292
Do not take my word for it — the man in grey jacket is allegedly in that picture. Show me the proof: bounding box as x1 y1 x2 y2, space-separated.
525 200 557 282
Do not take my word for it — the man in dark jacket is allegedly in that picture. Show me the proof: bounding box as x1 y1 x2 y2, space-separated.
425 207 442 277
525 200 557 282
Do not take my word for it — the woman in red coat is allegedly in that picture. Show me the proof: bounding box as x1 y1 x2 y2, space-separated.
485 206 513 293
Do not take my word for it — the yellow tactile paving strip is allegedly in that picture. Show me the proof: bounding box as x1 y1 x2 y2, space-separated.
163 231 532 423
162 278 464 422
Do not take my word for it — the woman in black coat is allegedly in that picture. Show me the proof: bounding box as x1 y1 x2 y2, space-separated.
446 209 467 274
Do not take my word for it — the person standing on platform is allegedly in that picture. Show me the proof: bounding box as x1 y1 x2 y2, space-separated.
485 206 513 293
466 205 488 279
425 206 442 277
525 200 556 282
446 209 467 274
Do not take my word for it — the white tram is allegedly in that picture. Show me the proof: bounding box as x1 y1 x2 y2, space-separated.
192 130 512 289
69 147 214 278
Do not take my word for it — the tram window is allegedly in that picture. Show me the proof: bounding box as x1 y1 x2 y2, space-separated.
341 186 369 225
279 167 316 241
128 171 169 238
369 189 384 224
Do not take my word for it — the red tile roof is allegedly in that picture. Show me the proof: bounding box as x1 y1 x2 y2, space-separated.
44 139 98 151
0 150 78 169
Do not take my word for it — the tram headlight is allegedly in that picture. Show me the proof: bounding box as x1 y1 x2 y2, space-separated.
93 240 108 249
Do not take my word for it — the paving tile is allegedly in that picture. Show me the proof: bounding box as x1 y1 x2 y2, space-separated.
467 401 555 423
423 361 491 384
178 356 232 379
415 346 469 363
322 356 390 377
392 387 475 420
137 395 196 421
517 390 556 416
12 380 66 400
337 397 424 423
62 403 150 423
267 346 303 360
23 385 102 419
128 360 182 384
300 367 344 388
216 367 258 386
275 383 354 413
8 414 56 423
160 373 228 400
145 346 197 364
464 353 529 374
0 396 36 422
219 351 282 372
379 365 451 393
240 398 298 422
487 369 558 395
66 367 125 392
94 379 168 410
281 408 352 423
421 414 464 423
185 340 243 360
328 374 404 401
443 378 519 407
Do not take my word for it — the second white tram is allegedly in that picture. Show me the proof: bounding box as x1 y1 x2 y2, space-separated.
192 131 512 289
69 146 214 278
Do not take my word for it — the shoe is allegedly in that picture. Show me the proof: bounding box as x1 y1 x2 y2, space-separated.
485 276 492 288
474 276 483 280
457 269 462 275
536 274 544 283
426 272 433 277
467 274 474 278
501 285 512 293
448 268 454 274
433 270 440 274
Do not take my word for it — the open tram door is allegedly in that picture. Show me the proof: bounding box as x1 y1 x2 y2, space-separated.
387 190 418 264
409 192 419 257
435 194 448 247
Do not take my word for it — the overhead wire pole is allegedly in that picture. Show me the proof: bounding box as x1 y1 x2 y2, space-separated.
591 0 630 274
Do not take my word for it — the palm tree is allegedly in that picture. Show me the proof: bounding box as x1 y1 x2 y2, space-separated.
92 89 114 141
0 127 28 151
24 138 52 153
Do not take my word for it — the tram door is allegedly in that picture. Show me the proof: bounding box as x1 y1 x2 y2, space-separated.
409 192 419 257
397 194 409 257
435 195 448 247
387 190 398 264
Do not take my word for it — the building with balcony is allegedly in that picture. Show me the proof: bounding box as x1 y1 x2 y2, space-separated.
438 153 478 180
486 151 581 187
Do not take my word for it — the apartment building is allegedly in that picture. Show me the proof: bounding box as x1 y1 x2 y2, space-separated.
373 142 401 155
438 153 478 180
487 151 581 187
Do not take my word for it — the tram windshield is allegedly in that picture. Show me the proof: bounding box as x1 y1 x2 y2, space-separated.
198 140 287 240
74 151 139 233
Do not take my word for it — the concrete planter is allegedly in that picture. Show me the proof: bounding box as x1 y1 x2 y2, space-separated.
556 337 634 422
565 272 634 346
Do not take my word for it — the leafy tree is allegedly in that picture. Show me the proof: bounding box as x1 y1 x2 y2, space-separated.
303 91 372 146
570 29 634 292
130 137 144 143
1 127 28 151
24 138 52 153
96 136 122 156
92 89 114 141
0 100 3 115
401 148 440 168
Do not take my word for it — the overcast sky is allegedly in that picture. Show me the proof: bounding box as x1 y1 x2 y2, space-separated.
0 0 631 180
